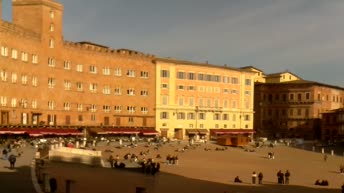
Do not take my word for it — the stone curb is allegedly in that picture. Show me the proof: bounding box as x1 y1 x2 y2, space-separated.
30 156 44 193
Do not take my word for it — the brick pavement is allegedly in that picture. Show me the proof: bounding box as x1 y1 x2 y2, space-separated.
44 142 344 193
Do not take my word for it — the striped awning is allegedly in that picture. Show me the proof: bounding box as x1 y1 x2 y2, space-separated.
210 129 255 135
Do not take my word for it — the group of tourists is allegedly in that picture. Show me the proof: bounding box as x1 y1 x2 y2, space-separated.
251 171 264 184
277 170 290 184
315 179 329 186
166 154 179 165
140 158 160 175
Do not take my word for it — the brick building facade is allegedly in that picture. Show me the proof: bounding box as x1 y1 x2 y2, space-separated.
254 80 344 139
1 0 156 129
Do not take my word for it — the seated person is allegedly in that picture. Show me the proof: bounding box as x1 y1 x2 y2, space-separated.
321 180 329 186
315 179 321 185
234 176 242 183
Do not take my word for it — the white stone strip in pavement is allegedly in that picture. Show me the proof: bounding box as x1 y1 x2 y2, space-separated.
30 155 44 193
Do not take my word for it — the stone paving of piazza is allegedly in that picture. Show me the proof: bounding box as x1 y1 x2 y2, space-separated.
1 140 344 193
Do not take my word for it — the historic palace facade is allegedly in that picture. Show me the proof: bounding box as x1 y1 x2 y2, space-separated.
0 0 255 139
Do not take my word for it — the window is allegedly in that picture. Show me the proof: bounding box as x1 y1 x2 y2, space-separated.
48 78 55 88
32 76 38 86
127 70 135 77
189 97 194 106
49 24 54 32
128 117 134 123
245 91 251 95
244 115 250 121
114 87 122 95
89 83 97 92
31 100 37 109
127 106 136 113
140 71 149 78
103 105 111 113
177 112 185 120
32 54 38 64
231 90 237 94
187 113 195 120
161 112 168 119
223 76 230 83
19 99 28 108
49 39 54 48
214 99 219 107
245 79 251 86
231 77 239 84
103 85 111 95
114 68 122 76
177 85 185 90
177 71 186 79
64 80 71 90
198 73 204 81
141 89 148 96
232 114 236 121
89 65 97 74
161 83 168 89
223 89 229 94
76 64 83 72
298 93 302 101
207 99 211 107
188 73 196 80
290 94 294 100
223 114 229 120
289 109 294 116
213 75 221 82
205 74 212 81
11 49 18 59
141 107 148 114
11 98 17 107
223 100 228 108
161 70 169 78
297 109 302 116
178 96 184 106
63 103 71 111
0 96 7 106
21 52 28 62
91 114 96 121
76 82 83 91
198 98 203 107
214 113 220 120
48 101 55 110
199 113 206 120
103 67 111 75
77 104 83 112
232 100 237 108
162 95 168 105
50 11 54 19
127 88 135 96
11 73 17 83
48 57 55 67
114 105 122 113
90 104 97 112
64 61 71 70
1 46 8 56
188 86 195 91
21 75 28 85
1 70 7 82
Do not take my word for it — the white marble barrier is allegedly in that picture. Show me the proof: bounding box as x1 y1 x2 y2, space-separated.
43 173 51 193
76 141 80 148
331 150 334 156
321 148 324 154
49 147 102 166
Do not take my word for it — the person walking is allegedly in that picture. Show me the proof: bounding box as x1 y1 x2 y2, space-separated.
252 171 257 184
258 172 263 184
285 170 290 184
108 155 114 168
324 154 328 162
8 154 16 169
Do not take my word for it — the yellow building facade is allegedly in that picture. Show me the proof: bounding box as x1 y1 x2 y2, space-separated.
155 58 255 139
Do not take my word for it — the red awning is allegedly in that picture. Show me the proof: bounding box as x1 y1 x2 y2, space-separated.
0 128 27 135
0 128 82 136
140 130 159 136
103 128 140 135
210 129 255 135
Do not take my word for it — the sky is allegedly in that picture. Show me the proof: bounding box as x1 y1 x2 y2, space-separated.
2 0 344 87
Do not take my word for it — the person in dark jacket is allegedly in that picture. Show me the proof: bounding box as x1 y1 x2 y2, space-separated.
8 154 16 169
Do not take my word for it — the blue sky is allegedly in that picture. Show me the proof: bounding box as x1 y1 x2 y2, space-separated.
2 0 344 87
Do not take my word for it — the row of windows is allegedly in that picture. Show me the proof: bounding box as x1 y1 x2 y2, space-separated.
0 97 149 114
264 92 343 103
49 59 150 78
1 46 38 64
172 84 251 95
265 108 311 117
161 70 252 85
160 112 250 121
161 96 251 109
0 71 38 86
162 123 249 129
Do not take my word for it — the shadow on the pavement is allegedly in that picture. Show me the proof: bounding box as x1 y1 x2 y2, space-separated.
44 161 342 193
0 163 36 193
